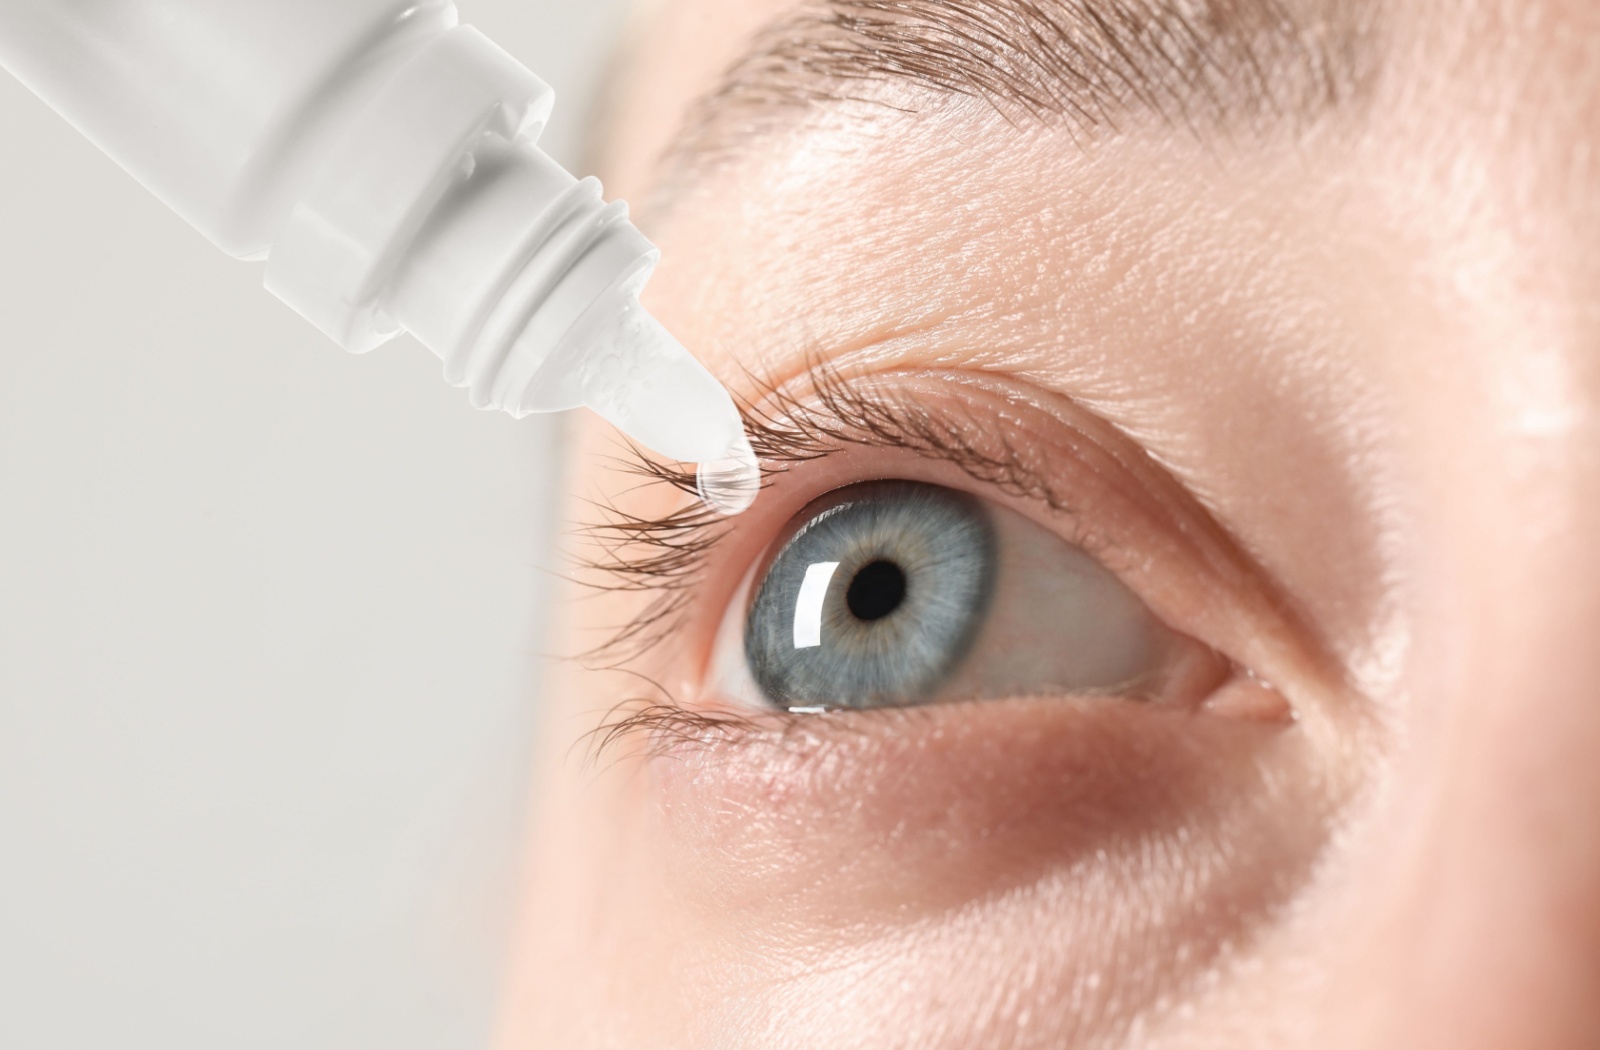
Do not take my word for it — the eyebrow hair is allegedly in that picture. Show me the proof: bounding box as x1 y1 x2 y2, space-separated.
661 0 1375 178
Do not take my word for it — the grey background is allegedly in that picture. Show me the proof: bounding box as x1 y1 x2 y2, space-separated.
0 2 632 1047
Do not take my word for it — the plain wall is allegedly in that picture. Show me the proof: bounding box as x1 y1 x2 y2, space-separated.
0 2 631 1047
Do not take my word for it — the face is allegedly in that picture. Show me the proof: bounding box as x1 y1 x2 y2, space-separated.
499 2 1600 1047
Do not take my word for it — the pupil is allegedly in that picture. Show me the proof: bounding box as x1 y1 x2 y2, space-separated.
846 560 908 622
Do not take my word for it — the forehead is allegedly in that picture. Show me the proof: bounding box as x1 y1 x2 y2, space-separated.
587 3 1595 601
602 0 1600 418
607 0 1593 199
603 0 792 200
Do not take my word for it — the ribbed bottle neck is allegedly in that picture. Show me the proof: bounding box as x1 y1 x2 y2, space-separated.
262 21 662 422
392 141 660 419
263 24 556 353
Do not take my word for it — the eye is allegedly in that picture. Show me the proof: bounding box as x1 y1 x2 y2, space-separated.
722 480 1227 712
743 482 996 708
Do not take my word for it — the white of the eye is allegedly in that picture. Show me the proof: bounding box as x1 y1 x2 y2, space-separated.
793 561 842 649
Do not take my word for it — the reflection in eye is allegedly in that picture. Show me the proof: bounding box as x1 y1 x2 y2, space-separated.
737 481 1202 712
746 483 997 707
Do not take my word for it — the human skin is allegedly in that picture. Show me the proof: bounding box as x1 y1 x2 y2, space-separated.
498 1 1600 1047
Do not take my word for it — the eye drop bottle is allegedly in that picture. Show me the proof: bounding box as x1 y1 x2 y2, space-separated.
0 0 758 512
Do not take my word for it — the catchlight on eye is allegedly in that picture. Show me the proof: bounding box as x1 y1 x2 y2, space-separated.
745 483 997 708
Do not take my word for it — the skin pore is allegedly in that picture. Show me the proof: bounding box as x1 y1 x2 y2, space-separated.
499 2 1600 1047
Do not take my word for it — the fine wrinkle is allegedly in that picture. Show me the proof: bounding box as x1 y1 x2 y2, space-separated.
666 0 1376 174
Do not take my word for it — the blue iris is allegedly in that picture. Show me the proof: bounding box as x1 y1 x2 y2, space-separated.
744 482 998 709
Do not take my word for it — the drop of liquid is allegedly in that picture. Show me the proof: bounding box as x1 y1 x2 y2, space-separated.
696 434 761 516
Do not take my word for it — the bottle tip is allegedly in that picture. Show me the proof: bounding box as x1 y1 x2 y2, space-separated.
579 298 750 464
696 434 761 516
573 292 759 513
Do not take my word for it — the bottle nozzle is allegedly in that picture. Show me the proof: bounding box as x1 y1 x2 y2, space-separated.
579 297 760 515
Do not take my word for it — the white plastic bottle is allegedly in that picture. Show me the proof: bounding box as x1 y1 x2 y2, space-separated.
0 0 758 512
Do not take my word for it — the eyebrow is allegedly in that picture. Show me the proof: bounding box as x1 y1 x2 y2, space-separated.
663 0 1375 176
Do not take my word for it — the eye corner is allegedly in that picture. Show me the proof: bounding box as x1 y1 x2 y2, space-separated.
1199 669 1298 724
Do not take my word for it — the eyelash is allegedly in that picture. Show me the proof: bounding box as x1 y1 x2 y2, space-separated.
572 361 1140 759
576 361 1088 662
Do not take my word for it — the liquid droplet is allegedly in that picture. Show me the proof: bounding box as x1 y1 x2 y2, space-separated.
696 434 761 516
